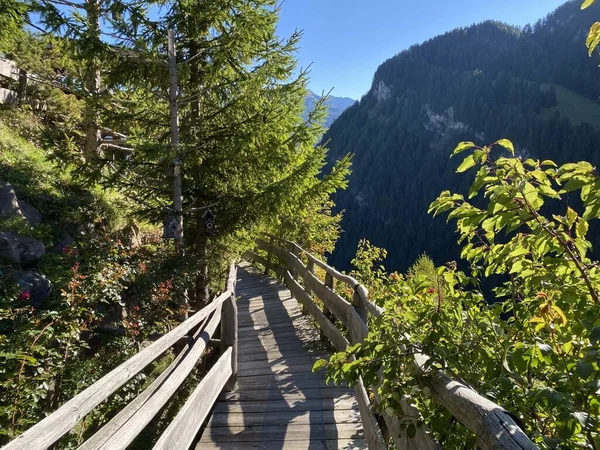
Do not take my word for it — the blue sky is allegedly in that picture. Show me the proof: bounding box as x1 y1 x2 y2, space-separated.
276 0 567 100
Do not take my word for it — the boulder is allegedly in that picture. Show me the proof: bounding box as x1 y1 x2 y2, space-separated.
54 232 76 254
14 270 52 308
0 232 45 266
0 182 42 225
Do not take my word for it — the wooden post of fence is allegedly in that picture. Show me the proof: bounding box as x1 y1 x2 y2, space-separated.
302 260 314 316
290 243 307 314
353 285 368 327
264 236 273 276
221 264 238 391
322 272 334 341
17 68 27 103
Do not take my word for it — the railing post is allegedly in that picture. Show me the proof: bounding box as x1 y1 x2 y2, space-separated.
221 264 237 391
322 272 335 341
353 285 368 328
264 236 274 276
302 260 314 316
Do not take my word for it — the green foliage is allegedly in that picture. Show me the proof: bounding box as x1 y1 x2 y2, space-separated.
91 0 352 298
0 0 350 443
0 112 126 235
0 111 194 444
319 142 600 448
0 0 26 49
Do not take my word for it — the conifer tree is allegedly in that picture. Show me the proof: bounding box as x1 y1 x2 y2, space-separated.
29 0 149 159
0 0 27 48
102 0 351 304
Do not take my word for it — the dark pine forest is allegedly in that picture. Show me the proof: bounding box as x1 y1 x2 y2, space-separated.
326 0 600 272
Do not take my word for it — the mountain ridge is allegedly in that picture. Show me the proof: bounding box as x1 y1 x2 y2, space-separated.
304 90 355 128
325 0 600 271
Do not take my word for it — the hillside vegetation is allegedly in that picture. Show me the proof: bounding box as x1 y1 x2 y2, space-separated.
325 0 600 272
0 0 348 445
541 82 600 127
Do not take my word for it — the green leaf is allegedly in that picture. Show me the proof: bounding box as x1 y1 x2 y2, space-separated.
469 166 489 199
522 182 543 209
582 0 596 9
452 141 476 156
583 202 600 220
591 326 600 345
566 207 577 228
312 359 328 372
576 361 595 379
496 139 514 156
576 218 589 238
456 155 476 173
538 184 560 199
510 260 524 274
541 160 558 167
509 247 529 258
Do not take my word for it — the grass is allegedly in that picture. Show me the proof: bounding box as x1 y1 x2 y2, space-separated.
0 108 128 239
541 83 600 128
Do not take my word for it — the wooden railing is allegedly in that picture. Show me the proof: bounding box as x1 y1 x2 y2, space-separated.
247 237 539 450
4 263 238 450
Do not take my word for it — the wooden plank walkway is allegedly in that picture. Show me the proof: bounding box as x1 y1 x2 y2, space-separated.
198 263 366 450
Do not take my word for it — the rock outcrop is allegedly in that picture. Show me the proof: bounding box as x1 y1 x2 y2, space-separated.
0 231 45 266
0 182 41 225
13 270 52 307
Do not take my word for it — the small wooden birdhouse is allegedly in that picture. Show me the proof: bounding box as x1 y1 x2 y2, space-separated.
162 215 179 239
203 209 216 236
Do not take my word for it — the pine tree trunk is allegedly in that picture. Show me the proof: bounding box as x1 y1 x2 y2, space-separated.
194 219 209 305
84 0 101 160
188 36 208 306
168 30 183 247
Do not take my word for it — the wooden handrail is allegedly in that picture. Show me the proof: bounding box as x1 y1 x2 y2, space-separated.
263 234 383 318
250 240 539 450
79 309 223 450
256 239 368 343
152 347 233 450
5 264 238 450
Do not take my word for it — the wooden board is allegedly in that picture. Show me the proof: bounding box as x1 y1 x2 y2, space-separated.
220 388 353 402
199 423 364 442
0 87 17 105
152 348 232 450
207 409 361 427
238 348 330 363
196 438 367 449
0 58 18 80
201 265 364 449
213 398 358 414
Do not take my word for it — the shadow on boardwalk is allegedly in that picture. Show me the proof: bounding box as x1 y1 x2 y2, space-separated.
197 263 366 450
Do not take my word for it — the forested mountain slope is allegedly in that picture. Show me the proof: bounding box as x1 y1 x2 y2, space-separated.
326 0 600 271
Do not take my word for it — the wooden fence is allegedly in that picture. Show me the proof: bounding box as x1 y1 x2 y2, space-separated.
0 57 24 105
247 237 539 450
3 263 238 450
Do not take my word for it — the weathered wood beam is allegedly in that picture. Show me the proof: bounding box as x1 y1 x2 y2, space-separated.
221 263 238 391
79 310 222 450
152 347 233 450
413 354 537 450
4 290 232 450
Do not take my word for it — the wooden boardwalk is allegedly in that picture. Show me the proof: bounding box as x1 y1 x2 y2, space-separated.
198 263 366 450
